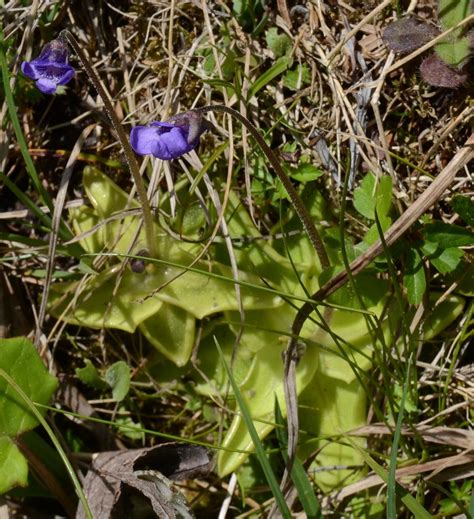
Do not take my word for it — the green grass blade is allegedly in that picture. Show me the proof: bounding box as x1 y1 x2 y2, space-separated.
347 437 432 519
0 231 49 249
274 399 322 519
189 141 228 194
0 170 54 231
36 403 244 453
387 352 413 519
247 56 289 100
0 171 78 247
93 251 375 314
469 483 474 518
374 212 418 517
215 340 291 518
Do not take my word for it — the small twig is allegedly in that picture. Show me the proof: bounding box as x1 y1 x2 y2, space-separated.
277 0 292 29
60 30 157 258
370 52 396 180
327 0 393 62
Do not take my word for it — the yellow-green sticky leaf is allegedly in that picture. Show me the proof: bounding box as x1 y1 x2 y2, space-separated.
300 373 367 491
50 257 282 333
69 205 103 253
48 267 164 332
423 294 464 340
217 340 319 476
139 303 195 367
82 166 145 254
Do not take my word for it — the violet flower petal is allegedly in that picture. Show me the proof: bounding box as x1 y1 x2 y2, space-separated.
36 78 59 95
130 126 160 155
153 127 192 160
57 67 75 86
21 61 39 80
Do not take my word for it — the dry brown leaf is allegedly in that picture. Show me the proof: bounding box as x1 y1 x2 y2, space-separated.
383 18 440 54
353 424 474 450
331 453 474 502
76 444 212 519
420 53 468 88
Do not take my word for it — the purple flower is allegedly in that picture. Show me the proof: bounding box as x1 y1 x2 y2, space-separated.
130 111 209 160
21 39 75 94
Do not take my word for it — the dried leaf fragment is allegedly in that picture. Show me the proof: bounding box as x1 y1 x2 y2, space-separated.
383 18 440 53
420 52 468 88
76 444 212 519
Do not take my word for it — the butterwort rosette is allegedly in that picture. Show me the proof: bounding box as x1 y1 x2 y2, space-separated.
130 111 210 160
21 38 75 94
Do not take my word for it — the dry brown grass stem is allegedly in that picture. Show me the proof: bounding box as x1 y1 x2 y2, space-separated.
35 125 95 350
327 0 393 62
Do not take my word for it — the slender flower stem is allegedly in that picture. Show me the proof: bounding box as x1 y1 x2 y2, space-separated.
195 105 330 270
60 30 157 258
195 105 330 493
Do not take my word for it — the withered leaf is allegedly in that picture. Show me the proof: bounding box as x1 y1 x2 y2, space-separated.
420 53 468 88
383 18 440 54
76 444 212 519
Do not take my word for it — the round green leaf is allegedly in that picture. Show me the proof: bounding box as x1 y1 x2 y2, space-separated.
0 337 58 437
0 436 28 494
105 362 130 402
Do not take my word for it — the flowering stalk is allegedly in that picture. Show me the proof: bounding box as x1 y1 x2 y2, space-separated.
194 105 330 270
192 105 330 487
59 30 157 258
